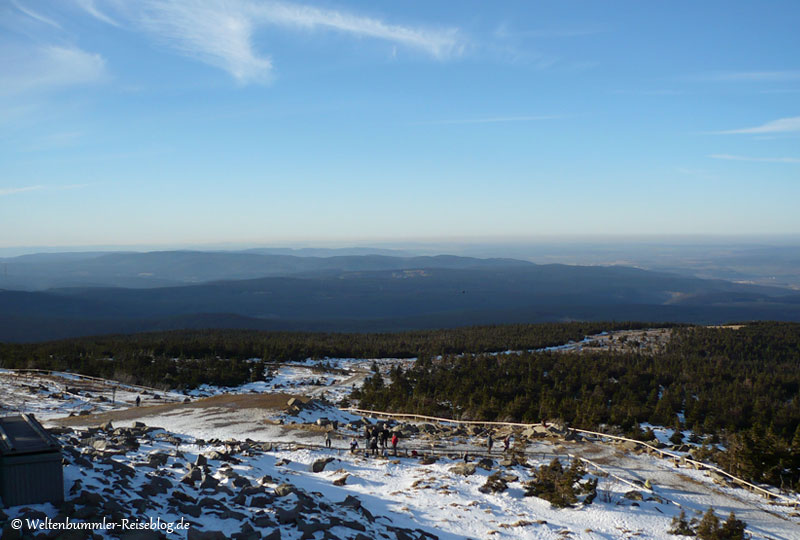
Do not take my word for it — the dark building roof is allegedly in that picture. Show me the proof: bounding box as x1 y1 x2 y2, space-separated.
0 414 61 456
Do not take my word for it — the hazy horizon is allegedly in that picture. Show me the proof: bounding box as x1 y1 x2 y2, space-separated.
2 233 800 257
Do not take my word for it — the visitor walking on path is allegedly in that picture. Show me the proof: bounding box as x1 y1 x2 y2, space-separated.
325 431 331 448
503 434 511 453
487 433 494 453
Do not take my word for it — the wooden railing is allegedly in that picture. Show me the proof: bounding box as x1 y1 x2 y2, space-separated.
343 407 799 507
0 368 185 400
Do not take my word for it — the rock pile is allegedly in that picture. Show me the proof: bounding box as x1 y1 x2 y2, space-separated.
3 422 442 540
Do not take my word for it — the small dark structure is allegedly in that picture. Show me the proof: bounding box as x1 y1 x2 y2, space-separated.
0 414 63 507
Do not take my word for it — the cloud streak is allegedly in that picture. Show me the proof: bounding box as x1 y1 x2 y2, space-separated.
75 0 119 26
0 45 106 95
709 154 800 164
0 185 45 197
11 0 62 29
0 184 92 197
93 0 463 84
715 116 800 134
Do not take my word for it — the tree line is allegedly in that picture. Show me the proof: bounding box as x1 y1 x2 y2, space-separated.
354 322 800 491
0 321 656 388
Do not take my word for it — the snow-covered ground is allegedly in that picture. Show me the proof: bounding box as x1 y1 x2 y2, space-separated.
1 360 798 539
187 357 416 403
0 369 185 420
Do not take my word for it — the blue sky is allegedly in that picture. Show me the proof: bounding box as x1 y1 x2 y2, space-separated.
2 0 799 249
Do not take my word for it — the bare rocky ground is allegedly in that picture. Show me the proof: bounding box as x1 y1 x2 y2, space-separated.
2 421 440 540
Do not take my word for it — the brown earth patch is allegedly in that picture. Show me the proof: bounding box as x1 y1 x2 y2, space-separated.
53 392 308 427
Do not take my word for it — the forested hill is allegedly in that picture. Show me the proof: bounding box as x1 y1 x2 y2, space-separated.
3 259 800 341
354 322 800 491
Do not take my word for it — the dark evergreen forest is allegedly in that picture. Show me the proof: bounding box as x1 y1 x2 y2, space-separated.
354 322 800 490
1 320 797 489
0 321 653 387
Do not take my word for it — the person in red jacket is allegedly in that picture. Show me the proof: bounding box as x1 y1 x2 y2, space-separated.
391 432 399 456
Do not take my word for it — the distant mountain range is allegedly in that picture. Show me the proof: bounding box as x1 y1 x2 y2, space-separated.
1 250 799 342
0 250 528 290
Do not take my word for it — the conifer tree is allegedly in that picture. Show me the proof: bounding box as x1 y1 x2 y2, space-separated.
667 509 695 536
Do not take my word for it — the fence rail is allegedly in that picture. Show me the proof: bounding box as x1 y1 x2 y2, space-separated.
343 407 799 507
0 368 184 400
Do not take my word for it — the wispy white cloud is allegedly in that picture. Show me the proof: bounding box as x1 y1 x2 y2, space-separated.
252 2 462 59
709 153 800 164
715 116 800 135
675 167 718 181
413 115 560 126
74 0 119 26
0 45 106 95
92 0 463 83
11 0 62 29
0 185 45 197
131 0 273 83
0 184 92 197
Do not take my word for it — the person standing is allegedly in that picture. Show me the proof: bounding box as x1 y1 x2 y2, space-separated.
325 430 331 448
135 395 141 407
370 434 379 456
350 438 359 454
503 434 511 453
487 432 494 453
391 432 399 456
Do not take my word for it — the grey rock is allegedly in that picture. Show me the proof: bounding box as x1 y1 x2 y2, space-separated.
181 468 202 485
449 463 477 476
274 483 295 497
252 515 277 528
199 474 220 489
118 531 166 540
476 458 494 470
311 457 335 473
332 474 349 486
178 503 202 518
147 452 169 467
276 504 300 524
623 490 644 501
187 528 227 540
337 495 361 509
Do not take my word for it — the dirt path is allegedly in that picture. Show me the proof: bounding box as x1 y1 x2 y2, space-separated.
52 392 303 427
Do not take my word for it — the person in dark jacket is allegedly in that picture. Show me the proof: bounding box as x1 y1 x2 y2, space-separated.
487 432 494 453
380 428 389 449
503 434 511 453
370 435 379 456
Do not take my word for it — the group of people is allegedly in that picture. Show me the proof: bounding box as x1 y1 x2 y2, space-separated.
325 423 400 457
487 432 512 453
326 423 518 459
363 424 399 456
